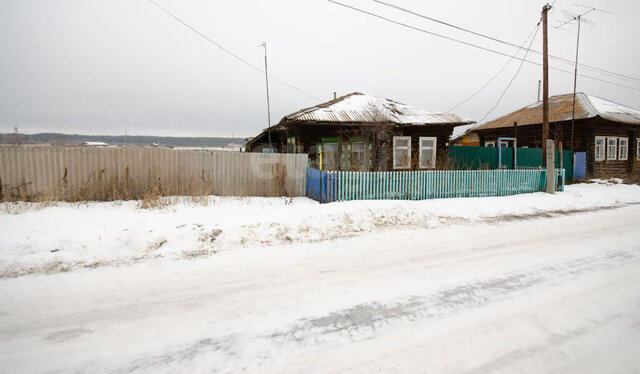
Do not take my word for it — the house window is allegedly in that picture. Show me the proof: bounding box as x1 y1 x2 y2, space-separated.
393 136 411 169
607 137 618 160
286 137 296 153
323 142 339 171
500 141 509 148
594 136 605 161
637 139 640 160
618 137 629 161
351 142 367 170
419 137 437 169
485 141 496 147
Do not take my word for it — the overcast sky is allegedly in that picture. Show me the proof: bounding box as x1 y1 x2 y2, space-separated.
1 0 639 137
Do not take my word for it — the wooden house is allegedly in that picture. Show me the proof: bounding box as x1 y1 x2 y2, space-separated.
453 93 640 177
246 92 473 171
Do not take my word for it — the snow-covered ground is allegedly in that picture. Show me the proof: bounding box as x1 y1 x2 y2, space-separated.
1 180 639 279
1 181 640 372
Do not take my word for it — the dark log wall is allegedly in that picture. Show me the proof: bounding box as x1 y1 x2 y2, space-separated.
588 119 640 177
263 121 456 171
476 117 640 177
399 126 455 171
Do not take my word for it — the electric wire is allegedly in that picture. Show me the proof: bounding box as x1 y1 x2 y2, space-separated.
477 24 541 124
147 0 321 101
373 0 640 84
328 0 640 92
446 22 541 113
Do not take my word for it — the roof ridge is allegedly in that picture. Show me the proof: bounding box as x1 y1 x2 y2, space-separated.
577 92 599 117
284 92 362 120
279 91 473 126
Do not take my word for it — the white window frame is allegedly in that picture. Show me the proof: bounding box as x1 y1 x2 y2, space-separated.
351 142 367 170
499 140 509 148
594 136 605 161
618 137 629 161
637 139 640 160
419 136 437 169
607 137 618 160
393 136 411 169
485 141 496 147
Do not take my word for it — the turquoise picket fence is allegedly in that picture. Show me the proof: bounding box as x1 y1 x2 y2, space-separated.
306 168 565 203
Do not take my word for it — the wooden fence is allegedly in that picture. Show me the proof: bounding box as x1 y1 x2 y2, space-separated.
306 168 565 203
0 146 308 201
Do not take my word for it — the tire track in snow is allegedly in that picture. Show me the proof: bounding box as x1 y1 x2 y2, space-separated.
269 247 638 346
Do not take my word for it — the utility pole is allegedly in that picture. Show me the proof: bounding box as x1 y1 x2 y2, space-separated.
570 15 581 151
556 6 609 150
259 42 272 150
541 3 550 166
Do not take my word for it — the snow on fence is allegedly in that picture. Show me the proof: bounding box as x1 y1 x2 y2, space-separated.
306 168 565 203
0 146 308 201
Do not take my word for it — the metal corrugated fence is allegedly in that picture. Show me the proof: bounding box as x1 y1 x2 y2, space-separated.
306 168 565 203
0 146 308 200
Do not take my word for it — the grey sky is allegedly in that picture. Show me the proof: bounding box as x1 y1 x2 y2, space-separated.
1 0 639 137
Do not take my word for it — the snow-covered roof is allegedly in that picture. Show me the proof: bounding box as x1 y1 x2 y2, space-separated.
451 123 478 140
282 92 474 126
475 93 640 130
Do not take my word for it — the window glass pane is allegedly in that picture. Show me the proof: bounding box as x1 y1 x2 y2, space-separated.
323 143 339 170
395 138 409 147
595 137 605 161
607 138 617 159
619 138 628 160
421 139 434 148
351 142 366 170
419 137 437 168
393 137 411 169
394 149 409 168
420 150 434 167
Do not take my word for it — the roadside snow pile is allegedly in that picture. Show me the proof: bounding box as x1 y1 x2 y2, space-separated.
1 182 640 278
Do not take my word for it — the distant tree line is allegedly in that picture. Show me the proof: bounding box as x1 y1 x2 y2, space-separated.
0 132 246 148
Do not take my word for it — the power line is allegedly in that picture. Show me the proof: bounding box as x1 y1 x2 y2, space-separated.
328 0 640 92
447 22 541 113
147 0 321 101
373 0 531 53
372 0 640 84
478 24 541 124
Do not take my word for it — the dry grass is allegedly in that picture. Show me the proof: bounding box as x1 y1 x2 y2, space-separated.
1 170 217 207
1 147 304 205
140 187 170 209
0 168 294 208
624 171 640 185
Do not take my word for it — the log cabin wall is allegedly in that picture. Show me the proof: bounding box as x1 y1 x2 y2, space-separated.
262 121 457 171
474 117 640 178
588 119 640 177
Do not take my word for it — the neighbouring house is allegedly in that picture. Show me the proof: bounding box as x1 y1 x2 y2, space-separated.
246 92 474 171
452 93 640 177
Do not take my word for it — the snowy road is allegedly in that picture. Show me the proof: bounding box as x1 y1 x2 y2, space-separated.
2 202 640 373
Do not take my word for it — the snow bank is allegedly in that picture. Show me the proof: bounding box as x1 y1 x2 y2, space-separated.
1 182 640 277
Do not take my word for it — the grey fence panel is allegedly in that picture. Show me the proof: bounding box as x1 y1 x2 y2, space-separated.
0 146 308 201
